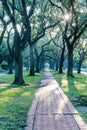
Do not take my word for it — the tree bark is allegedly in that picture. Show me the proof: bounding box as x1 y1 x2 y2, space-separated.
36 58 40 73
2 1 25 85
29 45 35 76
59 57 64 73
13 31 25 85
13 53 25 85
55 61 58 71
77 60 82 74
67 48 74 77
59 44 65 73
8 59 13 74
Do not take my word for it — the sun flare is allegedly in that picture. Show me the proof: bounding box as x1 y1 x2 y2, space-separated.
63 13 70 21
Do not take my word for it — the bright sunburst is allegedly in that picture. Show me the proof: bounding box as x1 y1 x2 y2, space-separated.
63 13 70 21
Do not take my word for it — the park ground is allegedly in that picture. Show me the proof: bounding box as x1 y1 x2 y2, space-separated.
0 70 87 129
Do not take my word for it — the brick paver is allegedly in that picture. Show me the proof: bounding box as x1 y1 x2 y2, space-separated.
25 70 87 130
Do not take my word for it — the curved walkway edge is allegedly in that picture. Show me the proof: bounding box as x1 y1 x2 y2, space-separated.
25 70 87 130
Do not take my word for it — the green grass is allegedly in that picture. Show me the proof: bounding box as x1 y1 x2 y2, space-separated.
0 72 43 130
52 71 87 123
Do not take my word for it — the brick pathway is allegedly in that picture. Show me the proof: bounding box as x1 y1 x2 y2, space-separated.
25 70 87 130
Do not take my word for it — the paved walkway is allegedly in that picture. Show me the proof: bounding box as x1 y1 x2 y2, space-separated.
25 70 87 130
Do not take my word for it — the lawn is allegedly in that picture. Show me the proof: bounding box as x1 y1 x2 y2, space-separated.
0 71 43 130
52 71 87 123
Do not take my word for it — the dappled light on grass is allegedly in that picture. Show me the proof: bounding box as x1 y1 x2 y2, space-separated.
0 83 10 88
61 76 69 93
22 92 31 97
54 72 87 97
0 86 36 129
0 97 13 106
0 72 43 130
74 83 87 95
74 81 86 90
0 87 22 96
0 74 14 84
52 71 87 123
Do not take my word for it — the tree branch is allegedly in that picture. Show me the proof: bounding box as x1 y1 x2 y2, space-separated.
48 0 64 13
52 39 63 49
0 16 6 46
29 0 36 18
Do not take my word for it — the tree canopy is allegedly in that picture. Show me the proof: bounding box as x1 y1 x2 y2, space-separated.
0 0 87 84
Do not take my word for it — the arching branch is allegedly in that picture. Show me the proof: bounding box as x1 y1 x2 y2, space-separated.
48 0 64 13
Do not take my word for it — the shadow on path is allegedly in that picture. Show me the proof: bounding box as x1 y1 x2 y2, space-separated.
25 69 87 130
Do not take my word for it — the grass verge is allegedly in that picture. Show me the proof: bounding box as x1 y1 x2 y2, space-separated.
0 71 43 130
52 71 87 123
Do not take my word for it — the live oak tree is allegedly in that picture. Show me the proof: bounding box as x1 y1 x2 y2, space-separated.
44 41 61 71
0 41 12 70
0 17 6 46
0 2 13 72
20 0 61 76
48 0 87 77
0 16 6 46
63 1 87 77
52 33 66 73
1 0 27 85
34 38 52 73
1 0 87 86
78 47 87 74
76 37 87 74
1 0 60 85
0 2 10 46
6 29 14 74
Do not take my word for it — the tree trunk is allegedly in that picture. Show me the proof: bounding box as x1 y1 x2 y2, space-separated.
13 53 25 85
77 60 82 74
59 57 64 73
29 45 35 76
67 48 74 77
59 46 65 73
13 31 25 85
2 1 25 85
8 59 13 74
55 61 58 71
36 58 40 73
